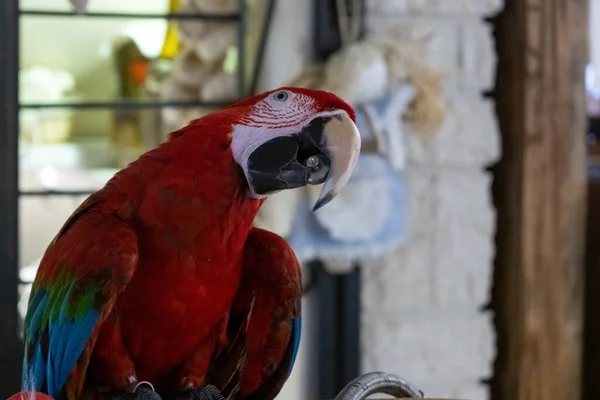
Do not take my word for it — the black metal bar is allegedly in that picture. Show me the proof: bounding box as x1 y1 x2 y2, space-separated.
20 190 96 197
313 2 365 399
19 10 240 21
236 0 247 98
314 0 366 60
584 120 600 399
314 0 342 61
315 262 339 399
589 116 600 135
19 100 234 110
314 263 362 399
249 0 278 95
0 0 24 396
339 266 361 386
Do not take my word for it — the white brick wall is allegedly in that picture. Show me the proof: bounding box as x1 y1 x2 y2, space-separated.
361 1 502 399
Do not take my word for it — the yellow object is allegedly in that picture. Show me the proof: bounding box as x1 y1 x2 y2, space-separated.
159 0 181 59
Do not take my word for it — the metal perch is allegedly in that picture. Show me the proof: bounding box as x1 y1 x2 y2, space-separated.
333 372 424 400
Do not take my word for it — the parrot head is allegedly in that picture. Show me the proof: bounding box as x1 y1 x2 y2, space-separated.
225 87 361 211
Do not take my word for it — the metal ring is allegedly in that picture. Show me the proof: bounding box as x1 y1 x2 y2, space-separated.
132 381 155 393
333 371 424 400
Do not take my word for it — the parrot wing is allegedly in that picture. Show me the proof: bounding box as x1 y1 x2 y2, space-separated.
206 228 302 400
22 192 139 399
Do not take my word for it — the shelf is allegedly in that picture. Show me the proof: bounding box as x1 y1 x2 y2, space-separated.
19 10 240 21
19 100 235 110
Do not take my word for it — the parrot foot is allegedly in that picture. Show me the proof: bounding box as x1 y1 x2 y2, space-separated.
184 384 225 400
100 381 163 400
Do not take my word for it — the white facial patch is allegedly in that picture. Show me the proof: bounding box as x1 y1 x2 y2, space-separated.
231 123 302 199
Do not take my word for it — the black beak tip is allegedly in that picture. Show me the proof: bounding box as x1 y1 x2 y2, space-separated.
312 192 335 212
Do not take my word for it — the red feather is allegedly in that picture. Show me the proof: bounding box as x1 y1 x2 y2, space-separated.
206 228 302 400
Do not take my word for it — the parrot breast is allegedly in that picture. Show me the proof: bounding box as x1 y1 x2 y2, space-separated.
89 128 265 386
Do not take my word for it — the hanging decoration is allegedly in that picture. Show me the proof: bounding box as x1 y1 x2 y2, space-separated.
69 0 89 15
254 1 447 269
160 0 239 134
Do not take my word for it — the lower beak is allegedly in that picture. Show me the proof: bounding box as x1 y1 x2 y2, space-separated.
245 111 361 209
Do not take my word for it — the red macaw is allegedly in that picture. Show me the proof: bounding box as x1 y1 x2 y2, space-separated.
21 87 361 400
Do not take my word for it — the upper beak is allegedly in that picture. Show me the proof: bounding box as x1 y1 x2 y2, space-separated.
311 112 361 211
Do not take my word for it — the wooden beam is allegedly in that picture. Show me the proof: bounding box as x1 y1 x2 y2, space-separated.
491 0 588 399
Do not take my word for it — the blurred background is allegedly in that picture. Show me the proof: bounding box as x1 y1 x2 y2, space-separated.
0 0 598 400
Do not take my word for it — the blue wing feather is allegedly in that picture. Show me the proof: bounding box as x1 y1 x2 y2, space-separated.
58 309 101 388
22 283 102 398
21 196 138 399
46 342 55 397
24 343 46 391
286 316 301 377
26 290 48 341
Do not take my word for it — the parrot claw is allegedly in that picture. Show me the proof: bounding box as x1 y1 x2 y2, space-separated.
185 384 226 400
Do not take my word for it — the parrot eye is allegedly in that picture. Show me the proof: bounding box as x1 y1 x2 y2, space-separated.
271 90 290 102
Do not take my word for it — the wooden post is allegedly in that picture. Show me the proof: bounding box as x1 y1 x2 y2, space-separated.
491 0 588 399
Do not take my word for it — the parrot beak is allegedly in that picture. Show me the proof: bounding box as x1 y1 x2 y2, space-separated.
311 112 361 211
245 111 361 208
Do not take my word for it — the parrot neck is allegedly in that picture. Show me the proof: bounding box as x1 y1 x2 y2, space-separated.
162 125 261 209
